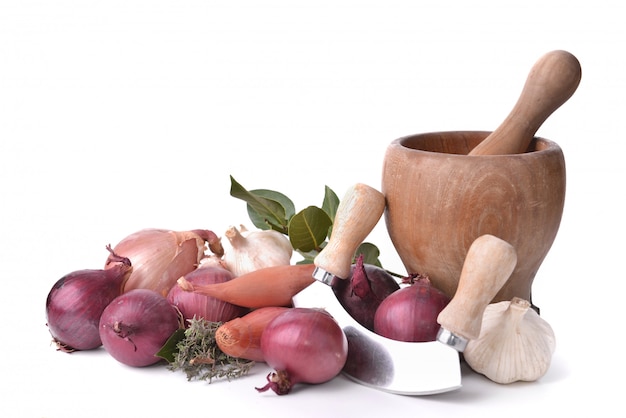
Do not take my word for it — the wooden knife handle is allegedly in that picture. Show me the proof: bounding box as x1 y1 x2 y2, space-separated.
313 183 386 280
437 234 517 342
469 50 581 156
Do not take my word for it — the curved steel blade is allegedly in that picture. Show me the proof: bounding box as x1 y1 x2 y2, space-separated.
293 279 462 395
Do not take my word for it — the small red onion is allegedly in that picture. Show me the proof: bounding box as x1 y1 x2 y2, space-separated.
45 248 132 352
256 308 348 395
166 266 249 323
373 274 450 342
99 289 181 367
331 254 400 331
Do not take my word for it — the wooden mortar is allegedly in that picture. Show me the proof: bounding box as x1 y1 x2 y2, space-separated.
381 131 565 304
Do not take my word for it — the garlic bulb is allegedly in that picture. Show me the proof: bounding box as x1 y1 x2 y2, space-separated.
222 225 293 276
463 297 556 384
198 254 229 270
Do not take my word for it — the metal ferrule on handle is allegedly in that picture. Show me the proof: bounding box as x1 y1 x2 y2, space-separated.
312 266 335 286
435 234 518 353
436 328 468 352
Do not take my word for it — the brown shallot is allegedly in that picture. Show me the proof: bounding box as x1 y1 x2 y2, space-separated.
177 264 315 309
216 306 290 362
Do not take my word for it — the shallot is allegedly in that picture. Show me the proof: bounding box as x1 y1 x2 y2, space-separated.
99 289 181 367
105 228 223 296
373 274 450 342
167 265 248 323
216 306 289 362
256 308 348 395
45 247 132 352
177 264 315 309
331 254 400 331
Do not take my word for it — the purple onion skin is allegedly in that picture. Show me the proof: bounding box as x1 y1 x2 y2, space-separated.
373 277 450 342
167 266 249 323
331 256 400 331
99 289 180 367
256 308 348 395
46 259 132 352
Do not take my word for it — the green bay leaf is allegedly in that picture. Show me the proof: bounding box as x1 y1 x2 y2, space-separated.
356 242 382 267
321 186 340 222
155 328 186 364
288 206 332 253
229 176 292 232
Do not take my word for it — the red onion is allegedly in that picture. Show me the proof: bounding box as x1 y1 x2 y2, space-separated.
256 308 348 395
45 248 132 352
99 289 181 367
373 274 450 342
331 254 400 331
166 265 249 323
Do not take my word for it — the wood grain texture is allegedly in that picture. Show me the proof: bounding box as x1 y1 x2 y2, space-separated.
382 131 565 304
437 234 517 341
314 183 386 280
469 50 581 156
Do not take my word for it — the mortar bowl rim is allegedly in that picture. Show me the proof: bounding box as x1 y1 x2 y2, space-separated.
390 130 562 158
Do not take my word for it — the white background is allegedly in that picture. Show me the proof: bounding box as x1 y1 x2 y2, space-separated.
1 1 623 417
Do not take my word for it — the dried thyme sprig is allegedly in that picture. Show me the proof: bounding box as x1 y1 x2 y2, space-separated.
167 317 255 382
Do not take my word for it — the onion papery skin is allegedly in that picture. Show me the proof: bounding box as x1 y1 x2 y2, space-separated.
373 276 451 342
167 266 249 323
45 257 133 352
105 228 221 297
99 289 181 367
331 256 400 331
257 308 348 395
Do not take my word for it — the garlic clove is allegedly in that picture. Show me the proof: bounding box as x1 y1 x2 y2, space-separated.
198 254 229 270
463 297 556 384
222 225 293 276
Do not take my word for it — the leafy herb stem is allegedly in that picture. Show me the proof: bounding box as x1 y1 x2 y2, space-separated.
166 318 255 382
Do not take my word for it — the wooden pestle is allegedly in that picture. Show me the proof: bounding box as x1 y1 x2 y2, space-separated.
469 50 581 156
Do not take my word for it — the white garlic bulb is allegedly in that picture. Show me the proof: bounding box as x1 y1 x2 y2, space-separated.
222 224 293 276
463 297 556 384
